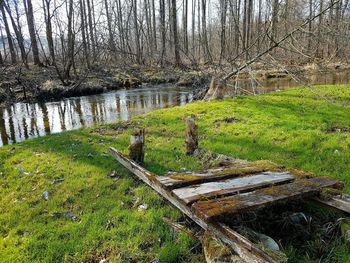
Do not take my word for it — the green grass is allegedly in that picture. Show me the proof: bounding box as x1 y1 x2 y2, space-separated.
1 85 350 262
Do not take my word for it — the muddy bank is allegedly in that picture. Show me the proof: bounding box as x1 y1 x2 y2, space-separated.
0 65 209 106
1 62 349 106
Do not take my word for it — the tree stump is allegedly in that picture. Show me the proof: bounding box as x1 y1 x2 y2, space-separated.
185 119 198 155
203 77 227 101
129 128 145 164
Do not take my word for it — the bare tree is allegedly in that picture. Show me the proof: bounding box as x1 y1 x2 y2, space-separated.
0 1 16 64
183 0 188 54
4 0 27 65
133 0 141 63
201 0 212 62
171 0 181 66
23 0 41 65
219 0 228 62
159 0 166 64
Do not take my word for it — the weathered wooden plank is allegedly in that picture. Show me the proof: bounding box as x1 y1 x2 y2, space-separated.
157 163 283 189
109 147 280 263
313 194 350 214
192 177 342 221
173 172 295 204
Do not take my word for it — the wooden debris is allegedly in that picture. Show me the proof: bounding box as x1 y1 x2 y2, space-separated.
185 119 198 155
202 231 243 263
110 146 344 263
313 193 350 214
109 147 280 263
192 177 342 221
156 162 284 189
128 128 145 164
173 172 295 204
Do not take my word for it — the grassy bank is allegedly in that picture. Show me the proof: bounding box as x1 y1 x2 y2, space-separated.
0 85 350 262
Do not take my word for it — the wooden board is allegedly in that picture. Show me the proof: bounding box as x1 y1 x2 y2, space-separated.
110 146 344 262
192 177 342 221
157 163 283 189
173 172 295 204
313 194 350 214
109 147 280 263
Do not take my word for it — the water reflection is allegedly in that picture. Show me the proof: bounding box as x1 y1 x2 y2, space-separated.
232 70 350 96
0 85 195 146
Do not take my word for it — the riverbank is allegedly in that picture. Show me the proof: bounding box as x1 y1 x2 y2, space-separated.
1 62 350 107
0 85 350 262
0 65 209 106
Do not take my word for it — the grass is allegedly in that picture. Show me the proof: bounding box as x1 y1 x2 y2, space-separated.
0 85 350 262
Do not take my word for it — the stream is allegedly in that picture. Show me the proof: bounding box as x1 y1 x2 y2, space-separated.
0 85 196 146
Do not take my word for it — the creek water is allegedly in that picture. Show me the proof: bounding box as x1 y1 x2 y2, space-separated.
0 85 196 146
1 70 350 146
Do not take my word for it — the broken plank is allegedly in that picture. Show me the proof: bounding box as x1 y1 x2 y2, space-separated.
157 164 284 189
192 177 342 222
109 147 280 263
173 172 295 204
313 194 350 214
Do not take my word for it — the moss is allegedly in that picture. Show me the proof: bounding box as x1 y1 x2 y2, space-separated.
289 168 315 178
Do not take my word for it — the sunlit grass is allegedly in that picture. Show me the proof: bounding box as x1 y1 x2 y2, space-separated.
0 85 350 262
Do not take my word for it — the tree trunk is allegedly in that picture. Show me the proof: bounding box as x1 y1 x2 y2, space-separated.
133 0 141 63
191 0 196 57
4 1 27 66
144 0 152 58
308 0 313 57
42 0 55 64
80 0 90 68
159 0 166 64
201 0 212 62
86 0 96 59
64 0 74 80
171 0 182 66
219 0 228 63
0 2 17 64
271 0 279 47
23 0 41 65
183 0 188 55
151 0 157 52
104 0 115 52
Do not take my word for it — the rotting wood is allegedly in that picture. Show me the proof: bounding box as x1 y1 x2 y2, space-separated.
185 119 198 155
157 162 284 189
203 77 228 101
173 172 295 204
128 128 145 164
109 147 280 263
192 177 343 222
312 194 350 214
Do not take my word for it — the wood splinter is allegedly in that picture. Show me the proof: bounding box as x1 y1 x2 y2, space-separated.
185 119 198 155
129 128 145 164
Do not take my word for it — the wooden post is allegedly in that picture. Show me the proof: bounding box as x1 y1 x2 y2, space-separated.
129 128 145 164
185 119 198 155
